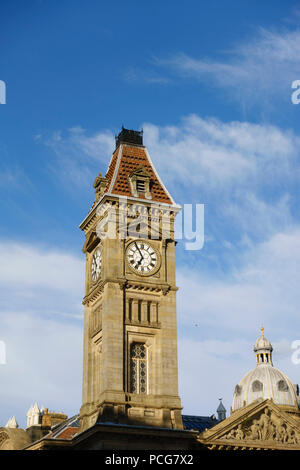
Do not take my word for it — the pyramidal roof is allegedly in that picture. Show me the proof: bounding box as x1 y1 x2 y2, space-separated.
217 399 226 413
5 416 18 428
104 127 175 205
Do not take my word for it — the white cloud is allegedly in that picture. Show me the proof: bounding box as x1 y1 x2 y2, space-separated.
42 115 300 248
0 242 84 291
0 242 84 427
223 192 293 240
67 127 115 160
179 336 300 417
43 127 115 190
0 312 82 428
178 227 300 332
178 338 253 416
0 166 32 191
157 28 300 102
124 66 171 85
43 114 300 204
144 115 300 189
176 226 300 415
143 115 299 245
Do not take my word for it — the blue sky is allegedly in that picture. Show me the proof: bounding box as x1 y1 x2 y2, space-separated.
1 0 300 427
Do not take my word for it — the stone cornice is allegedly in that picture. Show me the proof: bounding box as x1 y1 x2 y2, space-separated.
79 193 181 232
83 278 178 305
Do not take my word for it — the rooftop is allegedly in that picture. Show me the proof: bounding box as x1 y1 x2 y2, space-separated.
115 127 143 148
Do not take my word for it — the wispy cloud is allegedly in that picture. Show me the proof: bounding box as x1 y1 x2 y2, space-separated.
0 166 32 191
155 28 300 103
40 127 115 190
124 66 170 85
144 115 300 188
41 115 300 249
143 115 299 247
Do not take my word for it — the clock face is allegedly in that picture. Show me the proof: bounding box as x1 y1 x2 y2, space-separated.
91 248 102 281
127 241 158 274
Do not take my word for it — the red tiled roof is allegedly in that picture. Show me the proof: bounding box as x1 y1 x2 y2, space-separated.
105 144 173 204
105 147 120 192
54 427 78 440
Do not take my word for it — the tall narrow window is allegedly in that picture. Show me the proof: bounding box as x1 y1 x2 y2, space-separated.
130 343 147 394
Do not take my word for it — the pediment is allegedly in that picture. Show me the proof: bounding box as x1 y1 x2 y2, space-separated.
199 400 300 450
129 165 151 179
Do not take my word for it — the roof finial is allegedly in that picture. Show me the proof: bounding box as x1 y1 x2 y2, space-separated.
261 326 264 337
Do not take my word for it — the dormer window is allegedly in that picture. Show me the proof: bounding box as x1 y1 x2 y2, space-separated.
129 166 152 199
136 180 145 193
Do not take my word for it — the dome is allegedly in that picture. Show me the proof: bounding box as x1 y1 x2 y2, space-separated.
254 328 273 353
232 329 300 412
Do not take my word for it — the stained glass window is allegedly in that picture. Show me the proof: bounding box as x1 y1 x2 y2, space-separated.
130 343 147 394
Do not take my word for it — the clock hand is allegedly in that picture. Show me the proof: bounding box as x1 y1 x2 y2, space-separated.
135 242 144 261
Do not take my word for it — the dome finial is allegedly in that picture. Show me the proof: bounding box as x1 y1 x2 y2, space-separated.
254 328 273 366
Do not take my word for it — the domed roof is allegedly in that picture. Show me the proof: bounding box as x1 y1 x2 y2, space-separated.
232 329 300 412
254 327 273 353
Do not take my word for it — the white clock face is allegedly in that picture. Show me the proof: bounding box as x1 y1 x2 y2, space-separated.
127 241 158 274
91 248 102 281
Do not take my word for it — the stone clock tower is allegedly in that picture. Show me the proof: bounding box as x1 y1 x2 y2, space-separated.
79 127 183 432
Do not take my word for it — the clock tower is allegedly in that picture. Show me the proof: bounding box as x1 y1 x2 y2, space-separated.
79 127 183 431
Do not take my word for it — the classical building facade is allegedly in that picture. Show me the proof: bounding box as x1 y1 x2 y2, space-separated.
199 329 300 450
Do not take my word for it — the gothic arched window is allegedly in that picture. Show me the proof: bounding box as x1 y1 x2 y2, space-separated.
130 343 147 394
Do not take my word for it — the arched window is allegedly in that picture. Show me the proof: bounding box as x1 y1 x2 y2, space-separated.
252 380 263 392
277 380 288 392
260 353 264 363
130 343 147 394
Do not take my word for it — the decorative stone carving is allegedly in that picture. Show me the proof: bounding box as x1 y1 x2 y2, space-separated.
93 173 107 201
222 408 300 445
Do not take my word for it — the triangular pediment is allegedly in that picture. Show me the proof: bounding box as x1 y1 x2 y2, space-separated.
199 400 300 450
129 165 152 179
